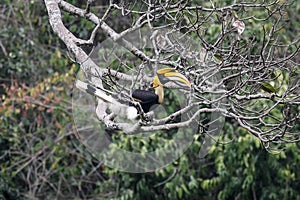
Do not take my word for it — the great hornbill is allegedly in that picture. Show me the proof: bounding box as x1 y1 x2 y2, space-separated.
75 68 191 119
132 68 191 113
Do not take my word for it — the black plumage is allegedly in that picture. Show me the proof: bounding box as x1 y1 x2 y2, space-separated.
132 89 159 113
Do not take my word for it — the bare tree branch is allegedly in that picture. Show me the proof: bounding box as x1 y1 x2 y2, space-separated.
44 0 300 150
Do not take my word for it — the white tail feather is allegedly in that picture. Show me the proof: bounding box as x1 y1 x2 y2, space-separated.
75 80 114 103
75 80 138 119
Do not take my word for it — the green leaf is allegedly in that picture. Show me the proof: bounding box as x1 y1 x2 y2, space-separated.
177 187 183 199
181 184 190 195
70 24 77 33
213 54 223 64
259 82 277 93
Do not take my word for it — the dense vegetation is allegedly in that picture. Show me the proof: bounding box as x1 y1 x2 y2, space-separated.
0 1 299 199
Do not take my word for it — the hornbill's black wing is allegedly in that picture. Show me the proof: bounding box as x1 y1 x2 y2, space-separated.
132 89 159 113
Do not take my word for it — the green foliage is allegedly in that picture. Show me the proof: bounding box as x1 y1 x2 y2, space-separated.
0 0 299 199
0 1 59 84
202 127 300 200
258 82 277 93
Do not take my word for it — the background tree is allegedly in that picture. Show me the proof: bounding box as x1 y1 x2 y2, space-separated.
0 0 299 199
45 0 299 149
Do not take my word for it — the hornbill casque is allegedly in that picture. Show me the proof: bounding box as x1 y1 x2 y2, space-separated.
75 68 191 120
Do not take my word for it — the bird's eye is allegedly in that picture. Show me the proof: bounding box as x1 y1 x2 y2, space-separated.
151 83 159 88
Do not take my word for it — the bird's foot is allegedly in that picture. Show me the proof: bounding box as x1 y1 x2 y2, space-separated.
139 111 154 125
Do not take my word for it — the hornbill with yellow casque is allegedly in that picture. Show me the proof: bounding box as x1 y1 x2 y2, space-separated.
75 68 191 119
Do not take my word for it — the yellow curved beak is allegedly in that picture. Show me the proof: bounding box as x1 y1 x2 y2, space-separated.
157 68 191 88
